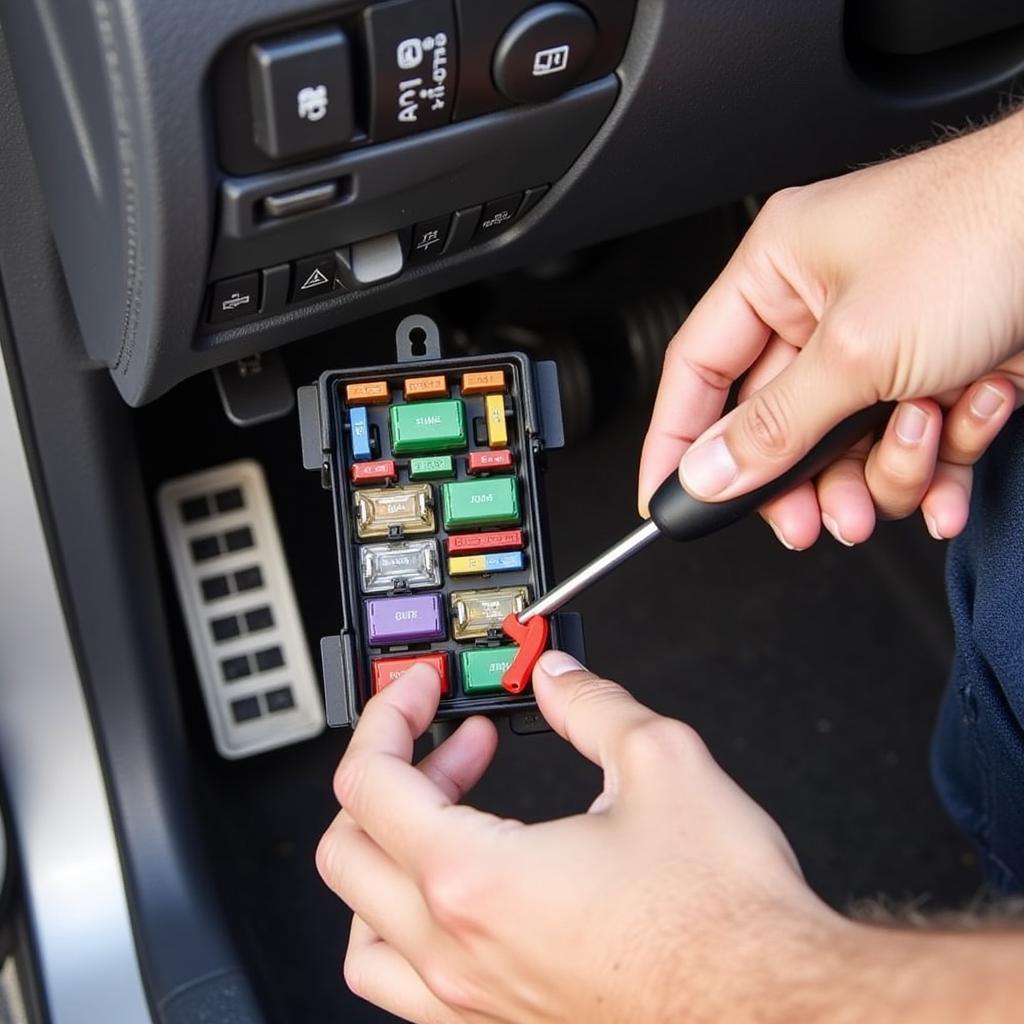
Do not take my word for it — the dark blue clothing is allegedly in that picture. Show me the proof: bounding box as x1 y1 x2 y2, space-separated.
932 411 1024 893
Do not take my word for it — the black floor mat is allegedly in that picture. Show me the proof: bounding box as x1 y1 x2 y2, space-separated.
141 362 978 1024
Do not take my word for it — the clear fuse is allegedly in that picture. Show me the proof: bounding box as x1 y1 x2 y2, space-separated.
450 586 529 641
353 484 435 539
359 539 441 594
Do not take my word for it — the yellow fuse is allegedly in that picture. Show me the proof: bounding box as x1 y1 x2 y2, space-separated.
448 554 487 576
450 586 529 641
485 394 508 449
354 484 435 540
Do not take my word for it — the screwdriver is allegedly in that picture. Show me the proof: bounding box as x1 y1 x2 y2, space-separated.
518 403 892 624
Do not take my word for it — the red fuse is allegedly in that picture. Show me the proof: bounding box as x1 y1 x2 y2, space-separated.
372 652 449 694
447 529 523 555
468 449 513 473
351 459 397 484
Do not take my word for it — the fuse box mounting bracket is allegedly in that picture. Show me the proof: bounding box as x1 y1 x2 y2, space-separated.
395 314 443 362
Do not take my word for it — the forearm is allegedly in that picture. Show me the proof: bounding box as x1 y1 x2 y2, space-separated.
728 913 1024 1024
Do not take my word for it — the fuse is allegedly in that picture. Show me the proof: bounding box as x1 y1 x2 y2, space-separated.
441 477 520 530
485 394 508 448
372 652 449 694
359 539 441 594
365 593 445 645
447 529 523 555
354 484 435 539
408 455 454 480
346 381 391 405
450 586 529 641
461 370 505 395
448 551 525 576
351 459 397 484
390 399 467 455
460 645 517 695
349 407 373 461
403 375 449 400
468 449 513 473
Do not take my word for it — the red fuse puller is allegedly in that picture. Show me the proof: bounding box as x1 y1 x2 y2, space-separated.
500 612 549 694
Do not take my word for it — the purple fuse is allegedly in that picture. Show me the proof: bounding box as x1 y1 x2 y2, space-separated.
365 593 445 646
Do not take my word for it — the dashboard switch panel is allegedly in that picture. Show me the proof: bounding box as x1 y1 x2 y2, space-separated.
249 27 356 160
363 0 458 142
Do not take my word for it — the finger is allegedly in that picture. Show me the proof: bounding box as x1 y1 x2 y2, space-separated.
345 916 458 1024
864 400 942 520
531 651 705 792
316 810 433 954
638 264 773 514
334 665 486 872
758 482 821 551
920 462 973 541
736 335 801 404
938 378 1015 467
417 716 499 804
677 314 877 502
737 338 822 550
814 434 876 546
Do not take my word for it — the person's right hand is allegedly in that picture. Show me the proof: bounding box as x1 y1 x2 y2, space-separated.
639 108 1024 549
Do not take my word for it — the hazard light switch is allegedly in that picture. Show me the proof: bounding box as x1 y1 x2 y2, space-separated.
289 253 338 302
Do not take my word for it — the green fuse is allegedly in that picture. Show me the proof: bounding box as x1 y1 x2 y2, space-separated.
441 477 520 530
390 400 467 455
460 646 517 695
408 455 455 480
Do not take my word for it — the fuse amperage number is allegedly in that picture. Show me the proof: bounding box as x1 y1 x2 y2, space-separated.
307 351 571 727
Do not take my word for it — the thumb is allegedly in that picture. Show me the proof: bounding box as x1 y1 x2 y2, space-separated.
678 329 874 501
531 651 680 773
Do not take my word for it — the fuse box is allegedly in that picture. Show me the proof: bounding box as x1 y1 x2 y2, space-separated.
298 315 582 729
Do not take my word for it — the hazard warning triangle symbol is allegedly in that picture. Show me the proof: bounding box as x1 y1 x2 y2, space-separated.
301 267 329 290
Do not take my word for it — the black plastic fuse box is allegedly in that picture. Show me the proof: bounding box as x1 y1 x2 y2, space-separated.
298 316 583 729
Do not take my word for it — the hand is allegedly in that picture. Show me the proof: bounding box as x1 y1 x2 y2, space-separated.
639 109 1024 549
316 655 854 1023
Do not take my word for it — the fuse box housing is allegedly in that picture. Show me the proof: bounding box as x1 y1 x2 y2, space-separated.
299 342 582 728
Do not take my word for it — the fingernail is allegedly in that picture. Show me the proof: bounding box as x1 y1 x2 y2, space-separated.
680 435 738 497
924 513 944 541
822 514 854 547
766 518 798 551
537 650 585 677
894 404 928 446
970 383 1006 419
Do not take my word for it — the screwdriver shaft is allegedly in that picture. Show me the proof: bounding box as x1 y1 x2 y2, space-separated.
519 519 661 623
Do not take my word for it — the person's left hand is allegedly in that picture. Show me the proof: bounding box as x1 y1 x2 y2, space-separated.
315 654 857 1024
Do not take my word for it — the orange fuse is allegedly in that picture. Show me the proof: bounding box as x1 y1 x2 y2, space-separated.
403 375 448 400
461 370 505 395
345 381 390 405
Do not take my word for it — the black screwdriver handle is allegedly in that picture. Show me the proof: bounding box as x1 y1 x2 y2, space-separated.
648 403 894 542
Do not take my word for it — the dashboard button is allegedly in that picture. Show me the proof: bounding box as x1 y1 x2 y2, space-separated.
443 205 482 255
493 3 597 104
289 253 337 302
363 0 457 142
475 193 524 240
409 214 452 262
249 27 355 160
337 233 406 287
209 273 260 324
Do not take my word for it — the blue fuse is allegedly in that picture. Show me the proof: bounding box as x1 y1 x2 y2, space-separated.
349 407 373 461
448 551 525 576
